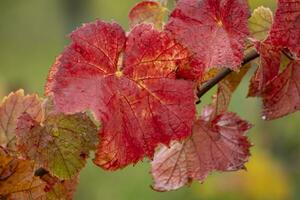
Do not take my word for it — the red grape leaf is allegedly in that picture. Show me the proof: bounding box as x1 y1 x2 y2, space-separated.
214 63 251 115
129 1 166 30
248 6 273 41
0 90 42 153
248 41 281 97
45 21 196 170
151 106 251 191
16 112 98 179
262 60 300 120
166 0 250 78
269 0 300 58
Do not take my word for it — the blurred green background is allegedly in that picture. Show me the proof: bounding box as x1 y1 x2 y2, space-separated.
0 0 299 200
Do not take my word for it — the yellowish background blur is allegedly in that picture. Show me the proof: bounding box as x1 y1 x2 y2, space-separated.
0 0 299 199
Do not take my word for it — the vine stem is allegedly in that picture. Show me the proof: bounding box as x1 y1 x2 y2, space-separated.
196 49 260 101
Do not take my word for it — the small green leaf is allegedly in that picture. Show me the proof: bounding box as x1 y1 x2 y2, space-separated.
249 6 273 41
16 112 98 179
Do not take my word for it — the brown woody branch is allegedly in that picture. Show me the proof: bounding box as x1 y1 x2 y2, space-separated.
196 49 260 102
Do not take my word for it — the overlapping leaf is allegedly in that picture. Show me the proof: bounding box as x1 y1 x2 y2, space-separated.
269 0 300 58
214 64 251 115
165 0 250 79
129 1 166 30
0 148 46 199
262 60 300 120
16 112 98 179
248 6 273 41
151 106 251 191
248 41 281 97
0 148 78 200
0 90 42 152
46 21 196 170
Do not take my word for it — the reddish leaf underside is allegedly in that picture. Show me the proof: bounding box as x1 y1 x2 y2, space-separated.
248 41 281 97
46 21 196 170
128 1 166 30
151 106 251 191
166 0 249 79
262 60 300 120
269 0 300 58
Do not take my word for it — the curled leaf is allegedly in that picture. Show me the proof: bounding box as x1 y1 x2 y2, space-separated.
214 63 251 115
262 60 300 120
248 41 281 97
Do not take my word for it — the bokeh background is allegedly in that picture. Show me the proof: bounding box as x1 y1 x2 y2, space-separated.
0 0 299 199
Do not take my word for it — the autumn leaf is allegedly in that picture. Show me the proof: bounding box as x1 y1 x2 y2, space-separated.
0 90 42 153
262 60 300 120
0 148 78 200
269 0 300 58
248 6 273 41
45 21 196 170
0 147 45 199
16 112 98 179
165 0 250 79
129 1 167 30
214 63 251 115
37 170 78 200
248 41 281 97
151 106 252 191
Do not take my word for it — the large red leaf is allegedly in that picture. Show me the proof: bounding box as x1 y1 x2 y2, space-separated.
46 21 196 170
151 106 251 191
262 60 300 120
166 0 249 79
269 0 300 58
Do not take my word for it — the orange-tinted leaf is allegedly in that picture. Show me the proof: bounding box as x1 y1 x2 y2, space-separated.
0 148 46 199
46 21 196 170
166 0 250 78
248 41 281 97
269 0 300 58
0 90 42 152
262 60 300 120
38 171 78 200
16 112 98 179
151 106 251 191
214 64 251 114
129 1 166 30
0 147 78 200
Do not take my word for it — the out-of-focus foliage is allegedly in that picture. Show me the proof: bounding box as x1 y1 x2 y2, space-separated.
0 0 299 200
